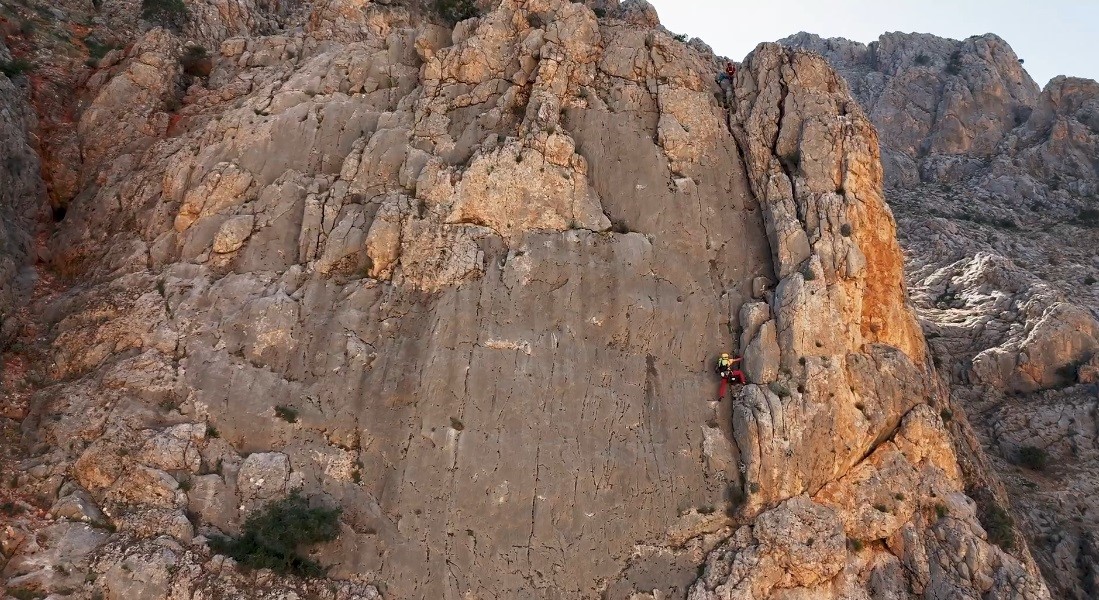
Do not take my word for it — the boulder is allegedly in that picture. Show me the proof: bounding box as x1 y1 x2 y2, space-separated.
236 452 291 507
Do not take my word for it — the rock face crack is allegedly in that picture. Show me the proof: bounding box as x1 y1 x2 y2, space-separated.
772 64 801 220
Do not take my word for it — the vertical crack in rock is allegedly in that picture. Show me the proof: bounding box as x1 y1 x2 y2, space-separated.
771 62 800 218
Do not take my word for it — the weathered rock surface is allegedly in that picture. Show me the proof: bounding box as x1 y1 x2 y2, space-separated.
785 31 1099 599
899 198 1098 599
12 1 768 596
686 44 1046 599
782 32 1040 188
0 4 1070 600
0 39 45 346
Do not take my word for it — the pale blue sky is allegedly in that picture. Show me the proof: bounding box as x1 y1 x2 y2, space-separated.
648 0 1099 88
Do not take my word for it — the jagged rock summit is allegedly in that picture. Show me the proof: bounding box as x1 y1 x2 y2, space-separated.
781 31 1041 188
0 2 1070 599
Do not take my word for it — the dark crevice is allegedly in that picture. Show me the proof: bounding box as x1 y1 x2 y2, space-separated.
727 84 778 295
773 76 801 221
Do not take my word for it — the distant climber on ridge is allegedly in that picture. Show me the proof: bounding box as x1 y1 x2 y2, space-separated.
716 61 737 104
715 352 745 400
715 61 736 84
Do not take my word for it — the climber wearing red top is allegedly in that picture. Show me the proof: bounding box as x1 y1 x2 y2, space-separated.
716 61 736 85
715 353 746 400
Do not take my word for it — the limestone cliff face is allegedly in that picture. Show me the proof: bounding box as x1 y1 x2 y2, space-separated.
726 44 929 509
783 32 1099 397
0 3 1055 600
690 44 1044 600
786 31 1099 600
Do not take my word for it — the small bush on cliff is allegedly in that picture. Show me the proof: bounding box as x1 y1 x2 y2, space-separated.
141 0 188 29
726 483 745 511
9 587 44 600
84 36 116 60
1074 208 1099 226
768 381 791 398
946 51 963 76
209 491 341 576
981 501 1015 550
1017 445 1048 471
914 53 931 66
436 0 479 25
180 45 212 77
0 58 34 78
275 405 299 423
969 486 1015 550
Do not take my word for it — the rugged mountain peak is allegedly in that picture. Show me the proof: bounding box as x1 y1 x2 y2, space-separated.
783 31 1040 187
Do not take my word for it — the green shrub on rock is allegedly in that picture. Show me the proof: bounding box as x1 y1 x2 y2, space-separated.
209 491 341 576
1074 207 1099 226
1017 445 1048 471
436 0 479 25
981 501 1015 550
0 58 34 78
141 0 188 30
181 45 212 77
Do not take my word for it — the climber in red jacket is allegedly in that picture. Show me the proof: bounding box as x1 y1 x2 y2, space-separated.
716 62 737 108
716 61 736 85
715 353 746 400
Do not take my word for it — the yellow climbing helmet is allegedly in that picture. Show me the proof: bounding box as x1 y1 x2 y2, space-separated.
721 353 730 359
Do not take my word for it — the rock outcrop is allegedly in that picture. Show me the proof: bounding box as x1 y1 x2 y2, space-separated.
781 32 1040 188
688 43 1046 600
0 3 1069 600
785 31 1099 599
8 2 772 597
